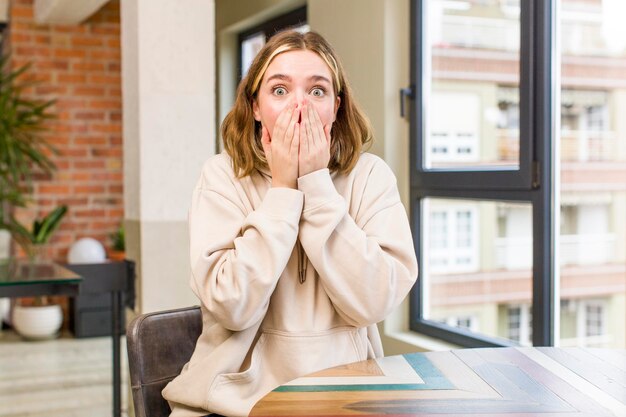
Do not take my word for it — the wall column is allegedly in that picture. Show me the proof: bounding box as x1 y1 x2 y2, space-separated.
121 0 216 313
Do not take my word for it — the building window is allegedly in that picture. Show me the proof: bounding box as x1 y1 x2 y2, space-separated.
584 301 605 338
446 315 478 332
427 204 478 273
507 304 532 346
561 299 610 347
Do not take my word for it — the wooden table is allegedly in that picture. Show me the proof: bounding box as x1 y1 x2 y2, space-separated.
250 347 626 416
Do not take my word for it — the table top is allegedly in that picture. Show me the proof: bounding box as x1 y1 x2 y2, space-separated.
0 258 81 287
250 347 626 417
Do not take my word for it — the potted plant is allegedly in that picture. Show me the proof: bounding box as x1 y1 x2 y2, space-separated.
11 206 68 339
0 55 60 337
108 224 125 261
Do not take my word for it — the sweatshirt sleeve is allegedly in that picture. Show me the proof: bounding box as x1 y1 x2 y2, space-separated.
297 158 418 328
189 158 303 331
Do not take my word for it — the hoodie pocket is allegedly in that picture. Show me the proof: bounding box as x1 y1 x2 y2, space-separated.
206 327 366 416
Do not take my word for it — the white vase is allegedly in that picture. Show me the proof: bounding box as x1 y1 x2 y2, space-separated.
0 230 10 260
12 304 63 340
0 298 10 326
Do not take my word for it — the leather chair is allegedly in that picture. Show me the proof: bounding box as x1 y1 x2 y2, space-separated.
127 305 202 417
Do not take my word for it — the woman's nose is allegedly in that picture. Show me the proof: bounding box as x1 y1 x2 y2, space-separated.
295 90 305 106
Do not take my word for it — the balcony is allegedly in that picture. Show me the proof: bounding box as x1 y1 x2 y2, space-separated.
497 129 619 162
495 233 617 270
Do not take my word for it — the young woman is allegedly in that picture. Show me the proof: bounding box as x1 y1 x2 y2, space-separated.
163 30 418 417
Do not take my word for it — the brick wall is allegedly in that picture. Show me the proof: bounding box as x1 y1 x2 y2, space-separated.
6 0 123 262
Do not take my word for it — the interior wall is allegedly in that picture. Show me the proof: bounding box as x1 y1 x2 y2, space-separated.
122 0 215 313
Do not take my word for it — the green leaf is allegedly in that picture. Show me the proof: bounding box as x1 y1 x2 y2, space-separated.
33 205 67 244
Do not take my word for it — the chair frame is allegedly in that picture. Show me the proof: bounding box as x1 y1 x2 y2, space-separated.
126 305 202 417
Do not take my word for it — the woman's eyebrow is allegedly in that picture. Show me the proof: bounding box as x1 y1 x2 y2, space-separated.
309 75 331 84
266 74 291 82
265 74 331 84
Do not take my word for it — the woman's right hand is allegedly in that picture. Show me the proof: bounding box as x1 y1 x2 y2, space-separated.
261 102 301 189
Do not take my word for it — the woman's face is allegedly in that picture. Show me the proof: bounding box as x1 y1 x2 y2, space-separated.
253 50 340 136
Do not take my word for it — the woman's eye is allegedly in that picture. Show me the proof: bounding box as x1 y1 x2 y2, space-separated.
273 87 287 96
310 88 325 97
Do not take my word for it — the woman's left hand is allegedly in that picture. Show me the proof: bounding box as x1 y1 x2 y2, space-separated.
298 101 331 177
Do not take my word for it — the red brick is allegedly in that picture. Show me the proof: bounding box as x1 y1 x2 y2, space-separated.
75 136 108 145
37 60 69 71
75 111 106 121
73 160 106 170
107 62 121 72
61 149 89 157
72 62 105 71
108 209 124 218
15 46 51 57
12 33 33 43
55 99 87 109
92 124 121 133
90 74 120 84
90 50 120 60
54 48 87 59
57 73 87 83
11 6 34 19
35 85 68 95
46 136 71 146
39 185 71 194
71 36 104 48
91 26 119 36
34 35 52 44
109 185 123 194
75 209 106 218
74 86 106 96
92 148 122 157
89 98 121 109
55 25 86 34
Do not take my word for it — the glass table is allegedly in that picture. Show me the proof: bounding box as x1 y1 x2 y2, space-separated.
0 258 128 417
0 258 82 297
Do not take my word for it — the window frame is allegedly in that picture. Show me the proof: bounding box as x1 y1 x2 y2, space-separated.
408 0 557 347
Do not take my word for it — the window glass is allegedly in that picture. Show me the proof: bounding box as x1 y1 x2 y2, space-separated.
558 0 626 349
423 198 532 342
425 0 521 169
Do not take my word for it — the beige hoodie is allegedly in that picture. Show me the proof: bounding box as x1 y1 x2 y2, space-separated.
163 152 418 417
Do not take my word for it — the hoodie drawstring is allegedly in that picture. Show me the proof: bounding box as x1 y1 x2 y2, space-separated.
297 240 307 284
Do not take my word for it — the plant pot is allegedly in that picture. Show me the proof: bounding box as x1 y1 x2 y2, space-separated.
0 298 10 326
12 304 63 340
108 250 126 261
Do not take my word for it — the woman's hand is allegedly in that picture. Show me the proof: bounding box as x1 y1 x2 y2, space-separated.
299 101 331 178
261 102 301 188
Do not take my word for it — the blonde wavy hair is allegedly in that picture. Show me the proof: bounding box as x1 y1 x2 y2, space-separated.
221 30 373 178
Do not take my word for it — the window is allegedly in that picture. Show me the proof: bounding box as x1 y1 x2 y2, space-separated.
238 7 308 78
409 0 626 348
427 202 478 273
584 301 605 338
560 299 610 347
507 304 532 346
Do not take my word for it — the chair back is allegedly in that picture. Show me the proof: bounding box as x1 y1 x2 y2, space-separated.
126 306 202 417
